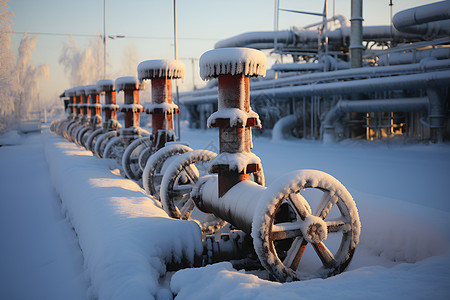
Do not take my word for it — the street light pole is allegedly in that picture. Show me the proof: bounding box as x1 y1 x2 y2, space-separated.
103 0 107 78
173 0 181 139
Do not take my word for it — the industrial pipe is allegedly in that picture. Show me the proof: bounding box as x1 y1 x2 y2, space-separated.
393 1 450 36
180 59 450 102
350 0 363 68
199 47 267 197
272 114 299 141
181 70 450 105
321 97 429 143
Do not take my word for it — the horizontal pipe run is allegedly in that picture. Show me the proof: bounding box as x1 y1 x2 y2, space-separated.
393 1 450 35
180 59 450 102
196 176 266 234
181 70 450 105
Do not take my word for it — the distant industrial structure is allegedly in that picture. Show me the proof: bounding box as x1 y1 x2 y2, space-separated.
180 1 450 143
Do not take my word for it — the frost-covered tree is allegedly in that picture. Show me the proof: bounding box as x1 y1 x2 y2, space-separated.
0 0 49 133
59 36 104 86
0 0 15 132
14 34 49 123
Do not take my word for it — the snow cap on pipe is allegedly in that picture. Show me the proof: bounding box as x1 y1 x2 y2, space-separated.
96 79 115 92
137 59 186 82
199 47 267 80
75 85 86 96
65 88 76 97
84 84 99 95
115 76 146 91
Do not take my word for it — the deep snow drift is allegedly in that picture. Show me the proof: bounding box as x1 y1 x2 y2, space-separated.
1 127 449 299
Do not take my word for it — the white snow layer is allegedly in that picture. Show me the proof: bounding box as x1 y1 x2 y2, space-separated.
96 79 115 92
146 102 179 114
115 76 140 91
120 104 144 112
84 84 98 94
207 108 261 128
138 59 186 81
42 131 203 300
199 48 267 80
75 85 86 95
209 152 262 173
65 87 77 96
102 104 120 111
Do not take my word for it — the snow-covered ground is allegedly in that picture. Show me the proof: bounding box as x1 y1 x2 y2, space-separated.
1 126 449 299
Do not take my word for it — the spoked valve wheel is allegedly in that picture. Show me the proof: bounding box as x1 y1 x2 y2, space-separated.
252 169 361 282
122 136 153 180
142 143 193 199
160 150 227 234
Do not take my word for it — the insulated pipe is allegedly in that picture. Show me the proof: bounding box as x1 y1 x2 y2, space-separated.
378 48 450 65
321 97 429 143
195 177 266 234
427 88 446 143
181 59 450 101
199 48 267 197
350 0 363 68
393 1 450 35
272 114 299 140
137 59 185 151
214 30 295 49
213 26 425 50
181 70 450 105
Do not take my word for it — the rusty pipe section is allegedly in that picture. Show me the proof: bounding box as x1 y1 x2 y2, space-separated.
66 88 77 119
75 86 88 123
115 76 144 135
97 79 120 131
199 48 267 197
137 59 185 151
85 85 102 129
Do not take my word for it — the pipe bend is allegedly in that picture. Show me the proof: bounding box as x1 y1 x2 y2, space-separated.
393 1 450 34
272 114 299 141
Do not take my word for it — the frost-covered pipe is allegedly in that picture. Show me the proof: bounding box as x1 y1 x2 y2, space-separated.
199 47 266 197
215 30 295 49
427 88 446 143
214 25 425 50
350 0 363 68
182 70 450 105
195 177 266 234
322 97 429 143
272 114 299 141
393 1 450 36
378 48 450 65
137 59 185 151
181 59 450 103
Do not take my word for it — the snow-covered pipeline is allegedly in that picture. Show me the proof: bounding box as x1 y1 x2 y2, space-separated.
214 25 426 50
182 70 450 106
392 1 450 36
180 58 450 101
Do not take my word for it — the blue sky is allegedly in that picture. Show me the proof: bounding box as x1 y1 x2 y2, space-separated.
8 0 435 103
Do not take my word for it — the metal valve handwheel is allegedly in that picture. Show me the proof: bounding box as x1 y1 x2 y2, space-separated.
142 143 193 199
122 136 153 180
159 149 227 234
252 169 361 282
